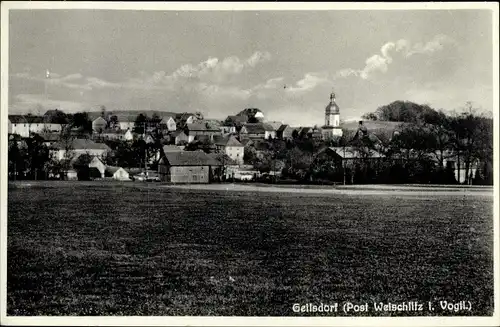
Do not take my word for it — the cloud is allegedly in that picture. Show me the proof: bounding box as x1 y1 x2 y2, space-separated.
336 34 457 80
9 94 89 113
246 51 272 67
407 34 457 57
285 72 331 93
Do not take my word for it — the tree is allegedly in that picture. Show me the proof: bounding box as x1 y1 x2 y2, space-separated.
108 115 119 129
8 138 27 180
361 112 378 121
71 112 93 135
194 111 204 121
133 114 147 135
25 134 51 180
448 103 492 184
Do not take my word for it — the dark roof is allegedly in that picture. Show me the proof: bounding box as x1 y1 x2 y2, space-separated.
299 127 313 134
186 121 220 132
207 153 238 166
240 138 254 147
225 115 248 125
161 151 221 166
71 154 102 166
266 121 283 131
106 166 127 175
213 135 243 147
25 116 44 124
277 124 290 133
39 133 60 141
8 115 28 123
100 128 128 135
52 138 111 151
44 109 60 116
163 145 182 153
244 123 274 134
194 135 212 143
253 140 270 151
8 114 48 124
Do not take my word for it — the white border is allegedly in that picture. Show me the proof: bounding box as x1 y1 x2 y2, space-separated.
1 2 499 326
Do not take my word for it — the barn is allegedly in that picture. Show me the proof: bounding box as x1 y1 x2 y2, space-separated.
158 151 220 184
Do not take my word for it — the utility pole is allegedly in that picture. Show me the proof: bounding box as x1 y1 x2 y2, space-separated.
45 69 50 101
343 147 346 185
143 121 148 177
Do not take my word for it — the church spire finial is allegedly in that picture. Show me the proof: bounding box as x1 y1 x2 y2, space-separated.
330 90 336 102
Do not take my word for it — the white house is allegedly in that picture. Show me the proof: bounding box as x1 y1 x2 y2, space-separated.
159 116 177 132
174 131 195 145
51 138 111 160
213 135 245 165
106 166 130 181
97 128 134 141
89 156 106 178
108 113 137 131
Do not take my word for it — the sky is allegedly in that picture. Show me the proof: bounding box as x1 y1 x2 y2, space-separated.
8 8 494 126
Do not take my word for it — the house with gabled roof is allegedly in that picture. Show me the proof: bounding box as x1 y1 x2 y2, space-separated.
105 166 130 181
71 155 106 180
175 112 196 128
173 130 194 145
243 123 276 140
51 138 111 160
276 124 295 140
213 135 244 165
185 121 221 140
159 115 177 132
95 128 133 141
158 150 221 183
115 114 137 131
8 114 54 137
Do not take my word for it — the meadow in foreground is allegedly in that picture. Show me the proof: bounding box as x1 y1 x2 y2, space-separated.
7 182 494 316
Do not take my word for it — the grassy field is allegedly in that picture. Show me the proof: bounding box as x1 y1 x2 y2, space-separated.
7 182 494 316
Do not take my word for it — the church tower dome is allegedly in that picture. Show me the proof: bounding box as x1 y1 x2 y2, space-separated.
325 92 340 115
322 91 343 140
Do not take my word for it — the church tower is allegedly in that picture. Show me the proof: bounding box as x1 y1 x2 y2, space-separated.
322 91 343 140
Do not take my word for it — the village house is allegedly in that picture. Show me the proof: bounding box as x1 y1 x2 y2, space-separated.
266 121 284 132
116 114 136 131
51 138 111 161
208 152 240 181
185 121 221 141
173 130 194 145
175 113 196 128
42 109 67 131
224 115 248 130
71 155 106 180
236 108 265 122
276 124 295 140
96 128 134 141
105 166 130 181
8 115 30 137
8 115 53 137
213 135 245 165
158 115 177 132
242 123 276 140
39 132 61 147
158 150 220 183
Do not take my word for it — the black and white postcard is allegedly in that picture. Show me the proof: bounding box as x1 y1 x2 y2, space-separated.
1 2 498 326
